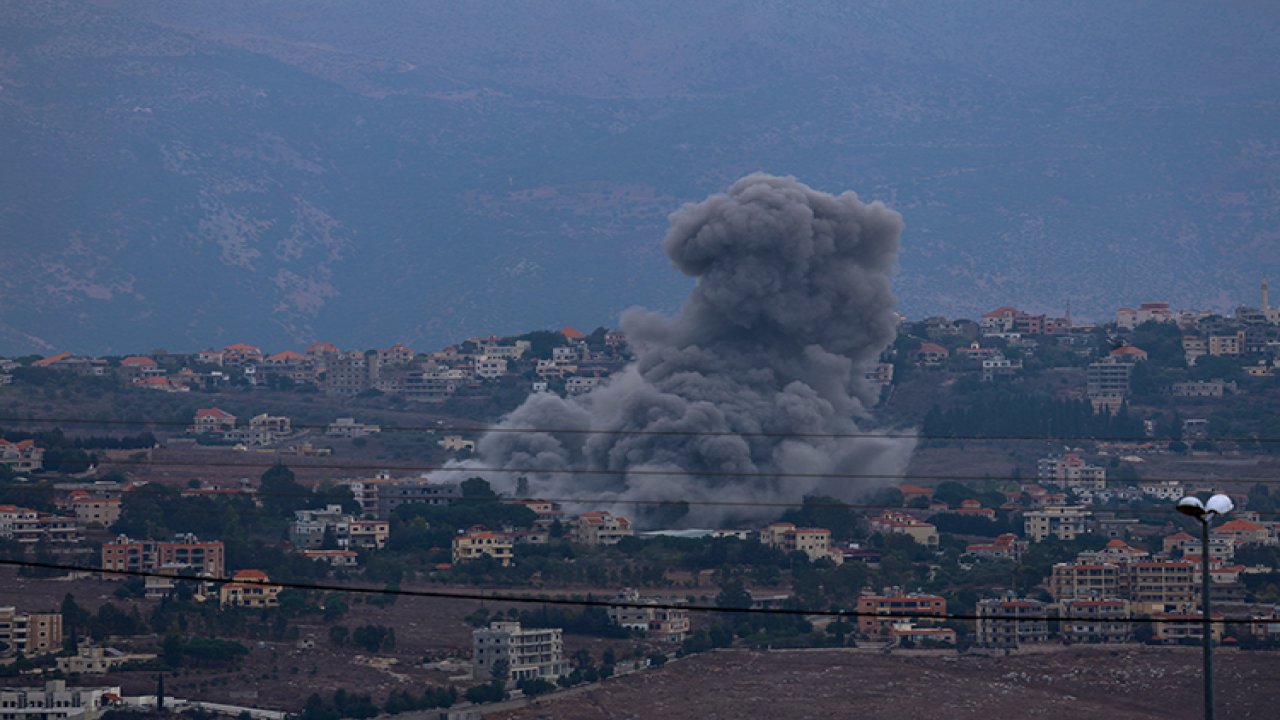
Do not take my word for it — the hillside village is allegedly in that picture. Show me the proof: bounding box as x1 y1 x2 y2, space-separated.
3 287 1280 716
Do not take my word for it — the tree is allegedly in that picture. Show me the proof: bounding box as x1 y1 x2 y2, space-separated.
460 477 497 498
328 626 348 646
489 658 510 687
260 464 311 516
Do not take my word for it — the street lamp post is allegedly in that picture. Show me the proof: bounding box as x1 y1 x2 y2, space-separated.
1176 494 1234 720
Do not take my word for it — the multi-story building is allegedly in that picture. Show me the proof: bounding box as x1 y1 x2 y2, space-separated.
1057 599 1132 643
1086 358 1133 412
1024 506 1091 542
1208 331 1245 357
867 511 939 548
1182 336 1208 365
1151 613 1224 644
1049 562 1123 601
975 597 1049 648
1115 302 1173 330
1170 380 1237 398
376 343 415 368
471 622 567 683
565 376 602 395
964 533 1027 562
0 607 63 657
1212 517 1275 547
1127 561 1196 613
345 477 461 519
0 439 44 472
290 506 390 550
225 414 291 445
473 357 508 380
1162 531 1234 561
191 407 236 435
606 589 690 642
451 529 514 567
69 497 121 528
1140 481 1185 502
981 354 1022 382
573 512 634 546
0 507 80 544
1037 453 1106 491
0 681 120 720
290 505 347 549
854 590 946 638
100 535 225 579
759 523 841 561
0 506 37 541
218 570 281 609
221 343 263 367
322 351 372 396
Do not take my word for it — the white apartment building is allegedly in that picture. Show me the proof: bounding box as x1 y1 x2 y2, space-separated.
1024 506 1091 542
1037 454 1106 491
0 681 118 720
471 622 567 682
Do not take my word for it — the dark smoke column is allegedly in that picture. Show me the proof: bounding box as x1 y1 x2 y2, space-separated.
470 173 914 526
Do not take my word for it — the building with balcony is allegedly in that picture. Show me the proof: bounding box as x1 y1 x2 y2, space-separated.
0 607 63 657
975 597 1049 648
573 512 634 546
471 622 567 682
1024 506 1091 542
451 529 514 567
1057 599 1132 643
854 590 946 638
218 570 281 608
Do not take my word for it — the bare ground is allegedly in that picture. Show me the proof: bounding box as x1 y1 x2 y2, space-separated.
491 646 1280 720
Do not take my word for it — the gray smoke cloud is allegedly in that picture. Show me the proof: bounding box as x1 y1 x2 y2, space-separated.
468 173 914 526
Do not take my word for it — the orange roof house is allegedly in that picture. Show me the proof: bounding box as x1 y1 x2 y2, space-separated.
560 326 587 341
121 356 158 367
33 353 73 367
1110 345 1149 362
267 350 306 363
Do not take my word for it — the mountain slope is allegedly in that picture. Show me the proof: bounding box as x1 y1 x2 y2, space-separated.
2 1 1278 353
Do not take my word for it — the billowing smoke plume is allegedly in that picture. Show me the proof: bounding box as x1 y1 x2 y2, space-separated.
469 173 914 526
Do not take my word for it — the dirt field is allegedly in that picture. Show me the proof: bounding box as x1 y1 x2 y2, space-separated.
492 646 1280 720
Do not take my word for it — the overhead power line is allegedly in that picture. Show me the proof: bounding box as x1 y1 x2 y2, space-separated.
2 414 1278 445
11 482 1280 518
0 558 1268 626
40 455 1280 488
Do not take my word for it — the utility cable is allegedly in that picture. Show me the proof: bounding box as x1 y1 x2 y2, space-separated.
0 558 1269 626
2 414 1277 445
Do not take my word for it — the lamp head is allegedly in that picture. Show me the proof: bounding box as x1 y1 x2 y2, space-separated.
1176 496 1207 519
1205 494 1235 516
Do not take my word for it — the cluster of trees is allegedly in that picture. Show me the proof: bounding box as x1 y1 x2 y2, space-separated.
0 428 156 474
327 624 396 652
161 635 248 669
922 394 1143 441
299 689 383 720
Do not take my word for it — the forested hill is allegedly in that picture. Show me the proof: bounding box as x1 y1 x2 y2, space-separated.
2 1 1279 354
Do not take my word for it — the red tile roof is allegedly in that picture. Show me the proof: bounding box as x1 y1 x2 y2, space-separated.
33 352 73 367
560 326 587 340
